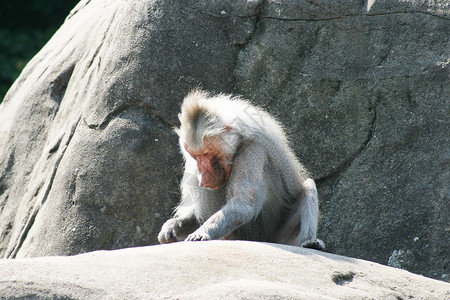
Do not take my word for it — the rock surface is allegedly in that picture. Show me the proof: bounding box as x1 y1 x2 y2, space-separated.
0 241 448 300
0 0 448 283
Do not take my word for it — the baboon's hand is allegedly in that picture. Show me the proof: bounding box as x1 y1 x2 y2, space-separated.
185 230 211 242
158 219 180 244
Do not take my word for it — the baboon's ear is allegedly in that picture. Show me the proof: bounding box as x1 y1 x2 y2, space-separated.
223 124 233 132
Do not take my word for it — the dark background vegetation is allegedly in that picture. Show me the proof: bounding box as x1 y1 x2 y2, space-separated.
0 0 79 103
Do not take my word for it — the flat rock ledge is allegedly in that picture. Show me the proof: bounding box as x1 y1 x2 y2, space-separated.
0 241 448 299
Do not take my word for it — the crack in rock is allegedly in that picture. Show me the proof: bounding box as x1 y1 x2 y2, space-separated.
7 117 81 258
316 104 377 185
234 0 266 50
84 99 175 130
260 10 450 22
50 64 75 105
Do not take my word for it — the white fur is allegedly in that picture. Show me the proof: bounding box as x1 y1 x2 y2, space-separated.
158 90 324 249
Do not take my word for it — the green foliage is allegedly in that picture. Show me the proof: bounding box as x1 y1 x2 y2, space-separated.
0 0 79 103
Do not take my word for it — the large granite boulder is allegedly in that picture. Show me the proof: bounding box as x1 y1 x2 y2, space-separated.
0 241 449 299
0 0 448 282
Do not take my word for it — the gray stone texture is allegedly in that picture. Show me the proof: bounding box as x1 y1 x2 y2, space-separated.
0 0 448 282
